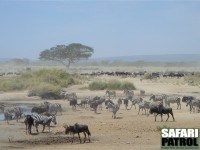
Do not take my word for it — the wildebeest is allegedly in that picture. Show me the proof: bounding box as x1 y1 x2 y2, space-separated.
182 96 195 103
149 104 175 122
31 106 48 114
63 123 91 143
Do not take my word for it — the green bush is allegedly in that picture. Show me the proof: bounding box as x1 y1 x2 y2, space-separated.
89 81 107 90
88 79 135 91
0 68 82 92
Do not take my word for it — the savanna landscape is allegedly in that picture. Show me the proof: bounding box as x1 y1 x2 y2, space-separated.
0 62 200 150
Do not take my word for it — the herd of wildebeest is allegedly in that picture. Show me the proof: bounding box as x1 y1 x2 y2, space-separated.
0 86 199 143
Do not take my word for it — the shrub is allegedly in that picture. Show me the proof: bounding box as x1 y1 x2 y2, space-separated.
89 81 107 90
0 68 82 93
88 79 135 91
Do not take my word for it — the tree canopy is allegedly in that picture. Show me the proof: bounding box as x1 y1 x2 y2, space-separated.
39 43 94 68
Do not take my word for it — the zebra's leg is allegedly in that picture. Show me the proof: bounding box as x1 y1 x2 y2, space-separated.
35 124 39 133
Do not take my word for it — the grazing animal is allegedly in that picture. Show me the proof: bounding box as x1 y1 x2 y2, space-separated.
61 91 77 101
0 105 22 123
88 97 105 113
137 100 150 115
49 103 62 115
165 96 181 109
63 123 91 143
186 99 200 113
129 98 142 110
30 113 57 133
124 90 134 98
149 94 166 103
106 102 120 119
78 98 89 109
69 98 77 110
105 90 116 99
149 104 175 122
123 98 129 110
31 106 48 114
182 96 195 103
25 115 34 134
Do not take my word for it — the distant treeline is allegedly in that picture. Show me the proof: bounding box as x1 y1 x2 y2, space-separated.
1 58 200 67
76 60 200 67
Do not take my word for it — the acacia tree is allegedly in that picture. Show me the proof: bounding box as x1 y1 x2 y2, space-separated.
39 43 94 68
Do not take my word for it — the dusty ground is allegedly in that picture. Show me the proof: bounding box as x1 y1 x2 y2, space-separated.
0 77 200 150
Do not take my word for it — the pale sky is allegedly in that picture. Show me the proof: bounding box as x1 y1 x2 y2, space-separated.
0 0 200 59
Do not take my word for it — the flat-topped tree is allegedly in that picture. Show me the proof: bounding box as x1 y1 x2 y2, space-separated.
39 43 94 68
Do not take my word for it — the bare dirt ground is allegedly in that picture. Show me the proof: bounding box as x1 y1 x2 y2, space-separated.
0 77 200 150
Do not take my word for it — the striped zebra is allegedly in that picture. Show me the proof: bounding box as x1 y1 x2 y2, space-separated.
30 113 57 133
0 104 22 123
186 99 200 113
60 91 77 101
105 90 116 99
149 94 166 103
106 102 120 119
124 90 134 99
165 96 181 109
49 103 62 115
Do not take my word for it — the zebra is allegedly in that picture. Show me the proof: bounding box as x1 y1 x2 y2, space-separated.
124 90 134 98
129 98 143 110
88 97 105 113
60 91 77 101
165 96 181 109
149 94 166 103
30 113 57 133
49 103 62 115
137 101 150 115
78 98 89 109
0 104 22 123
105 90 116 99
186 99 200 113
106 102 120 119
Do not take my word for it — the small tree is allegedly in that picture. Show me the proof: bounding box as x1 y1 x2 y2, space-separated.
39 43 94 68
